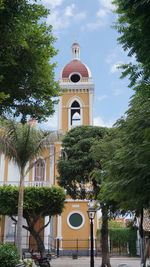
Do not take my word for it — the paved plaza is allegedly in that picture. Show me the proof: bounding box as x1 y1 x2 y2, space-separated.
48 257 141 267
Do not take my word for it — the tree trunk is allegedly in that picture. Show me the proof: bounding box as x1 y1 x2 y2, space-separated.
101 205 111 267
139 208 147 267
16 169 24 258
29 228 46 258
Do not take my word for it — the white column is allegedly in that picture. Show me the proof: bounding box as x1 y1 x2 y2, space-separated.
89 89 94 125
58 96 62 130
44 216 51 250
0 153 5 180
50 146 55 185
57 215 62 249
49 217 54 250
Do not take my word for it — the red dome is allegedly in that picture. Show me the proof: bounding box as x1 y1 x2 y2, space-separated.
62 60 89 78
72 42 80 46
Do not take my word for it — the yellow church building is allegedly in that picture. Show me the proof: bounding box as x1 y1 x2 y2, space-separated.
0 43 97 256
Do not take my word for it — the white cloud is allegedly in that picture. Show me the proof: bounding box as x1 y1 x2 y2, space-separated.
106 48 128 74
97 95 108 101
94 116 115 128
64 4 75 17
110 61 124 73
41 0 64 9
47 9 70 31
98 0 115 11
86 0 115 30
46 4 86 33
97 8 108 18
86 11 107 30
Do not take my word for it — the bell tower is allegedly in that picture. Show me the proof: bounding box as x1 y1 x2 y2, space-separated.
58 43 94 133
55 44 97 256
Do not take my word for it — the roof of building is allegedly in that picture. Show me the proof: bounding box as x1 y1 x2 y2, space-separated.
62 60 91 79
72 42 80 46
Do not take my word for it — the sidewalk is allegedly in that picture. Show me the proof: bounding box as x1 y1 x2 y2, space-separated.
33 257 141 267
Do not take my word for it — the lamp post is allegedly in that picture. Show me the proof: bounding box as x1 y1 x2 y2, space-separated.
12 221 17 245
87 207 97 267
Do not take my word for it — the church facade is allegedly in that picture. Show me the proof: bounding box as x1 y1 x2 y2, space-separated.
0 43 97 255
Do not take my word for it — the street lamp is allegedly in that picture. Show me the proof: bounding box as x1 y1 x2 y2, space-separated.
12 221 17 245
87 207 97 267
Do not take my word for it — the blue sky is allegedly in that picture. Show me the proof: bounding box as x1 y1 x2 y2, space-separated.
39 0 134 130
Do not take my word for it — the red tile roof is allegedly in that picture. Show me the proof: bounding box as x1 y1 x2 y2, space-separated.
62 60 89 78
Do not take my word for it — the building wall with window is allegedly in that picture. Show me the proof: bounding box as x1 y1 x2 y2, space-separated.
0 147 53 246
0 43 97 255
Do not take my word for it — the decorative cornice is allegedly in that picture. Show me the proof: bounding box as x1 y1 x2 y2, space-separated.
60 82 94 90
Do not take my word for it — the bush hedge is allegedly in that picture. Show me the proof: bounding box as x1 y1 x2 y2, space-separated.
109 228 137 256
0 243 19 267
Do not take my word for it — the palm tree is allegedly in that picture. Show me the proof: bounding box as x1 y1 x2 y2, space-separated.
0 118 63 258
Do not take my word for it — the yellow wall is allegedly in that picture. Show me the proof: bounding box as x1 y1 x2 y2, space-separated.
61 201 97 250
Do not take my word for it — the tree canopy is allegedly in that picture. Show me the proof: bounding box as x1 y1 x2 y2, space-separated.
113 0 150 95
0 119 49 171
0 185 65 218
0 0 60 122
0 185 66 256
57 125 109 199
102 93 150 211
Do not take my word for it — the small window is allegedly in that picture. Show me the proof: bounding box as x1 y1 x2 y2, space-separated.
70 74 80 83
34 159 45 181
67 212 85 229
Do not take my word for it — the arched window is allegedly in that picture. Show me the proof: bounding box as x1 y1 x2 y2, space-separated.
34 159 45 181
71 100 81 126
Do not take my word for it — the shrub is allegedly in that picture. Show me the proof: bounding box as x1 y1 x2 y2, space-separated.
109 228 137 256
0 243 19 267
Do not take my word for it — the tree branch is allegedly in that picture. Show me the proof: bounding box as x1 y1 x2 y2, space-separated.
38 216 51 234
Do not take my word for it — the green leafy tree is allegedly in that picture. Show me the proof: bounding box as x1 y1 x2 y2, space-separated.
100 93 150 266
0 0 60 122
57 125 115 267
57 125 108 199
113 0 150 96
0 185 65 257
90 129 121 267
112 2 150 263
0 119 63 257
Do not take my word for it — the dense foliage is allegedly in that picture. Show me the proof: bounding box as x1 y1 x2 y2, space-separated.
109 228 137 256
0 185 65 256
0 185 65 217
0 0 60 122
57 125 109 199
0 243 19 267
113 0 150 95
97 94 150 266
102 94 150 211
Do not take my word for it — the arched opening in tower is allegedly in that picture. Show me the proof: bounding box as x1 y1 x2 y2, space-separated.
71 100 81 126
